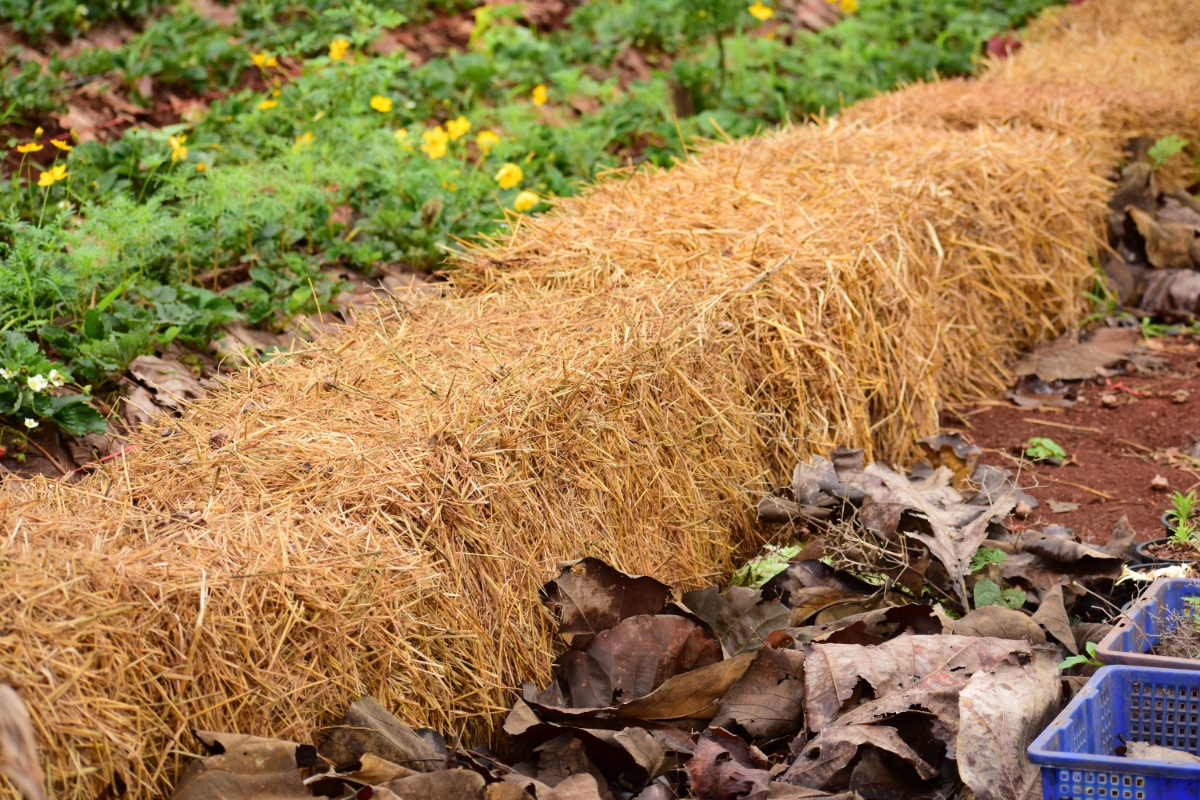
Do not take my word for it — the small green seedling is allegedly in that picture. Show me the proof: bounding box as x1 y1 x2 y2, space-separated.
1059 641 1103 670
969 546 1007 573
1148 134 1190 169
1167 490 1199 547
974 577 1026 610
1025 437 1066 462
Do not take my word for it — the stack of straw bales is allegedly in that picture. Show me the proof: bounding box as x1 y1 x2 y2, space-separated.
2 0 1198 796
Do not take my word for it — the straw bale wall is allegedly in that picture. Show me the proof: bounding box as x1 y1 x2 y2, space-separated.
2 0 1199 796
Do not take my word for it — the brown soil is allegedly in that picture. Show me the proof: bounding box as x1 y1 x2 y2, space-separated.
944 334 1200 548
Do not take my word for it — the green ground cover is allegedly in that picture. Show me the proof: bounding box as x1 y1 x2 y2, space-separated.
0 0 1062 441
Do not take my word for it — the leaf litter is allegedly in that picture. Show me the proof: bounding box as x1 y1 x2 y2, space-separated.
127 437 1165 800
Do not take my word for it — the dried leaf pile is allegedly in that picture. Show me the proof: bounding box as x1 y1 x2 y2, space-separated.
2 0 1200 797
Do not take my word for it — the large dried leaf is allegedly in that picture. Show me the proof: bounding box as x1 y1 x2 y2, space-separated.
1031 583 1077 654
956 649 1061 800
377 768 487 800
834 463 1015 604
0 685 45 800
616 652 756 722
319 697 444 772
171 732 316 800
503 700 666 787
801 635 1031 734
783 724 937 790
684 728 771 800
952 606 1046 645
682 586 790 656
1140 269 1200 318
1127 206 1200 270
1011 328 1139 382
1020 529 1122 572
761 561 876 608
556 614 721 708
712 648 806 741
525 736 612 800
794 604 942 647
541 559 673 647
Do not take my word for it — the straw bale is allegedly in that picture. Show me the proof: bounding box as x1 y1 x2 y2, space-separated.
1 0 1196 797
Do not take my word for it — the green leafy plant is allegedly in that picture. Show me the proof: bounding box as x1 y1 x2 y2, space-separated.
1058 641 1102 670
1148 134 1190 170
732 543 801 589
973 577 1026 610
1025 437 1066 462
1167 489 1199 547
969 546 1008 573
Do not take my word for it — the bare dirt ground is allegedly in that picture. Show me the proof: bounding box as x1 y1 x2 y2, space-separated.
945 334 1200 546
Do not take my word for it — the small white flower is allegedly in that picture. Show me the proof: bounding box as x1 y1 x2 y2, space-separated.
27 374 49 393
47 369 65 387
0 368 12 380
23 418 38 430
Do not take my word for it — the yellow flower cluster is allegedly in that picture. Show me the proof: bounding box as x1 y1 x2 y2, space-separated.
445 116 470 141
251 53 278 68
476 130 499 155
531 84 548 106
421 126 449 159
825 0 857 13
329 38 350 61
494 162 522 189
370 95 393 113
169 135 188 163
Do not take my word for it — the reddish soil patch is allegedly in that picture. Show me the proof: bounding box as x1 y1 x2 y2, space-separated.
943 335 1200 547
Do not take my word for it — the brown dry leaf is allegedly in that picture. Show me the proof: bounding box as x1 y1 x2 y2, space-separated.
793 604 941 647
956 649 1061 800
761 561 876 607
916 432 981 488
953 606 1046 645
801 635 1031 733
1019 528 1122 573
503 700 666 787
615 652 756 722
834 462 1015 605
542 773 605 800
684 728 771 800
378 768 487 799
170 732 315 800
126 354 208 416
1005 375 1079 409
0 685 46 800
711 648 806 741
1105 516 1137 562
318 697 444 772
682 586 790 656
1127 206 1200 270
541 559 673 648
1011 328 1139 382
1140 269 1200 318
784 724 938 790
556 614 721 708
527 736 612 800
787 587 861 626
1031 583 1077 654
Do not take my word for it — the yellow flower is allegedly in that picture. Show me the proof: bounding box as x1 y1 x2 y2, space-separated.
748 1 774 20
445 115 471 141
168 134 188 163
257 98 278 110
251 53 268 66
370 95 393 113
494 162 523 189
37 164 68 188
33 126 43 138
16 142 43 153
196 162 206 172
394 128 413 151
476 130 499 155
329 37 350 61
531 84 548 106
421 126 448 159
513 190 538 213
50 139 72 151
294 131 314 152
837 0 856 10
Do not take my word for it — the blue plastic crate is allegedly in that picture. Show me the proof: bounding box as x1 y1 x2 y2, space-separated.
1028 665 1200 799
1098 579 1200 671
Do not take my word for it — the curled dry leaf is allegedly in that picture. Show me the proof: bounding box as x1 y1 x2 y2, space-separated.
684 728 771 800
170 732 316 800
956 649 1061 800
1030 582 1077 654
319 696 445 772
541 559 673 648
952 605 1046 645
377 768 487 800
1011 328 1139 382
711 648 807 741
555 614 722 709
682 585 790 656
761 560 876 608
0 685 45 800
